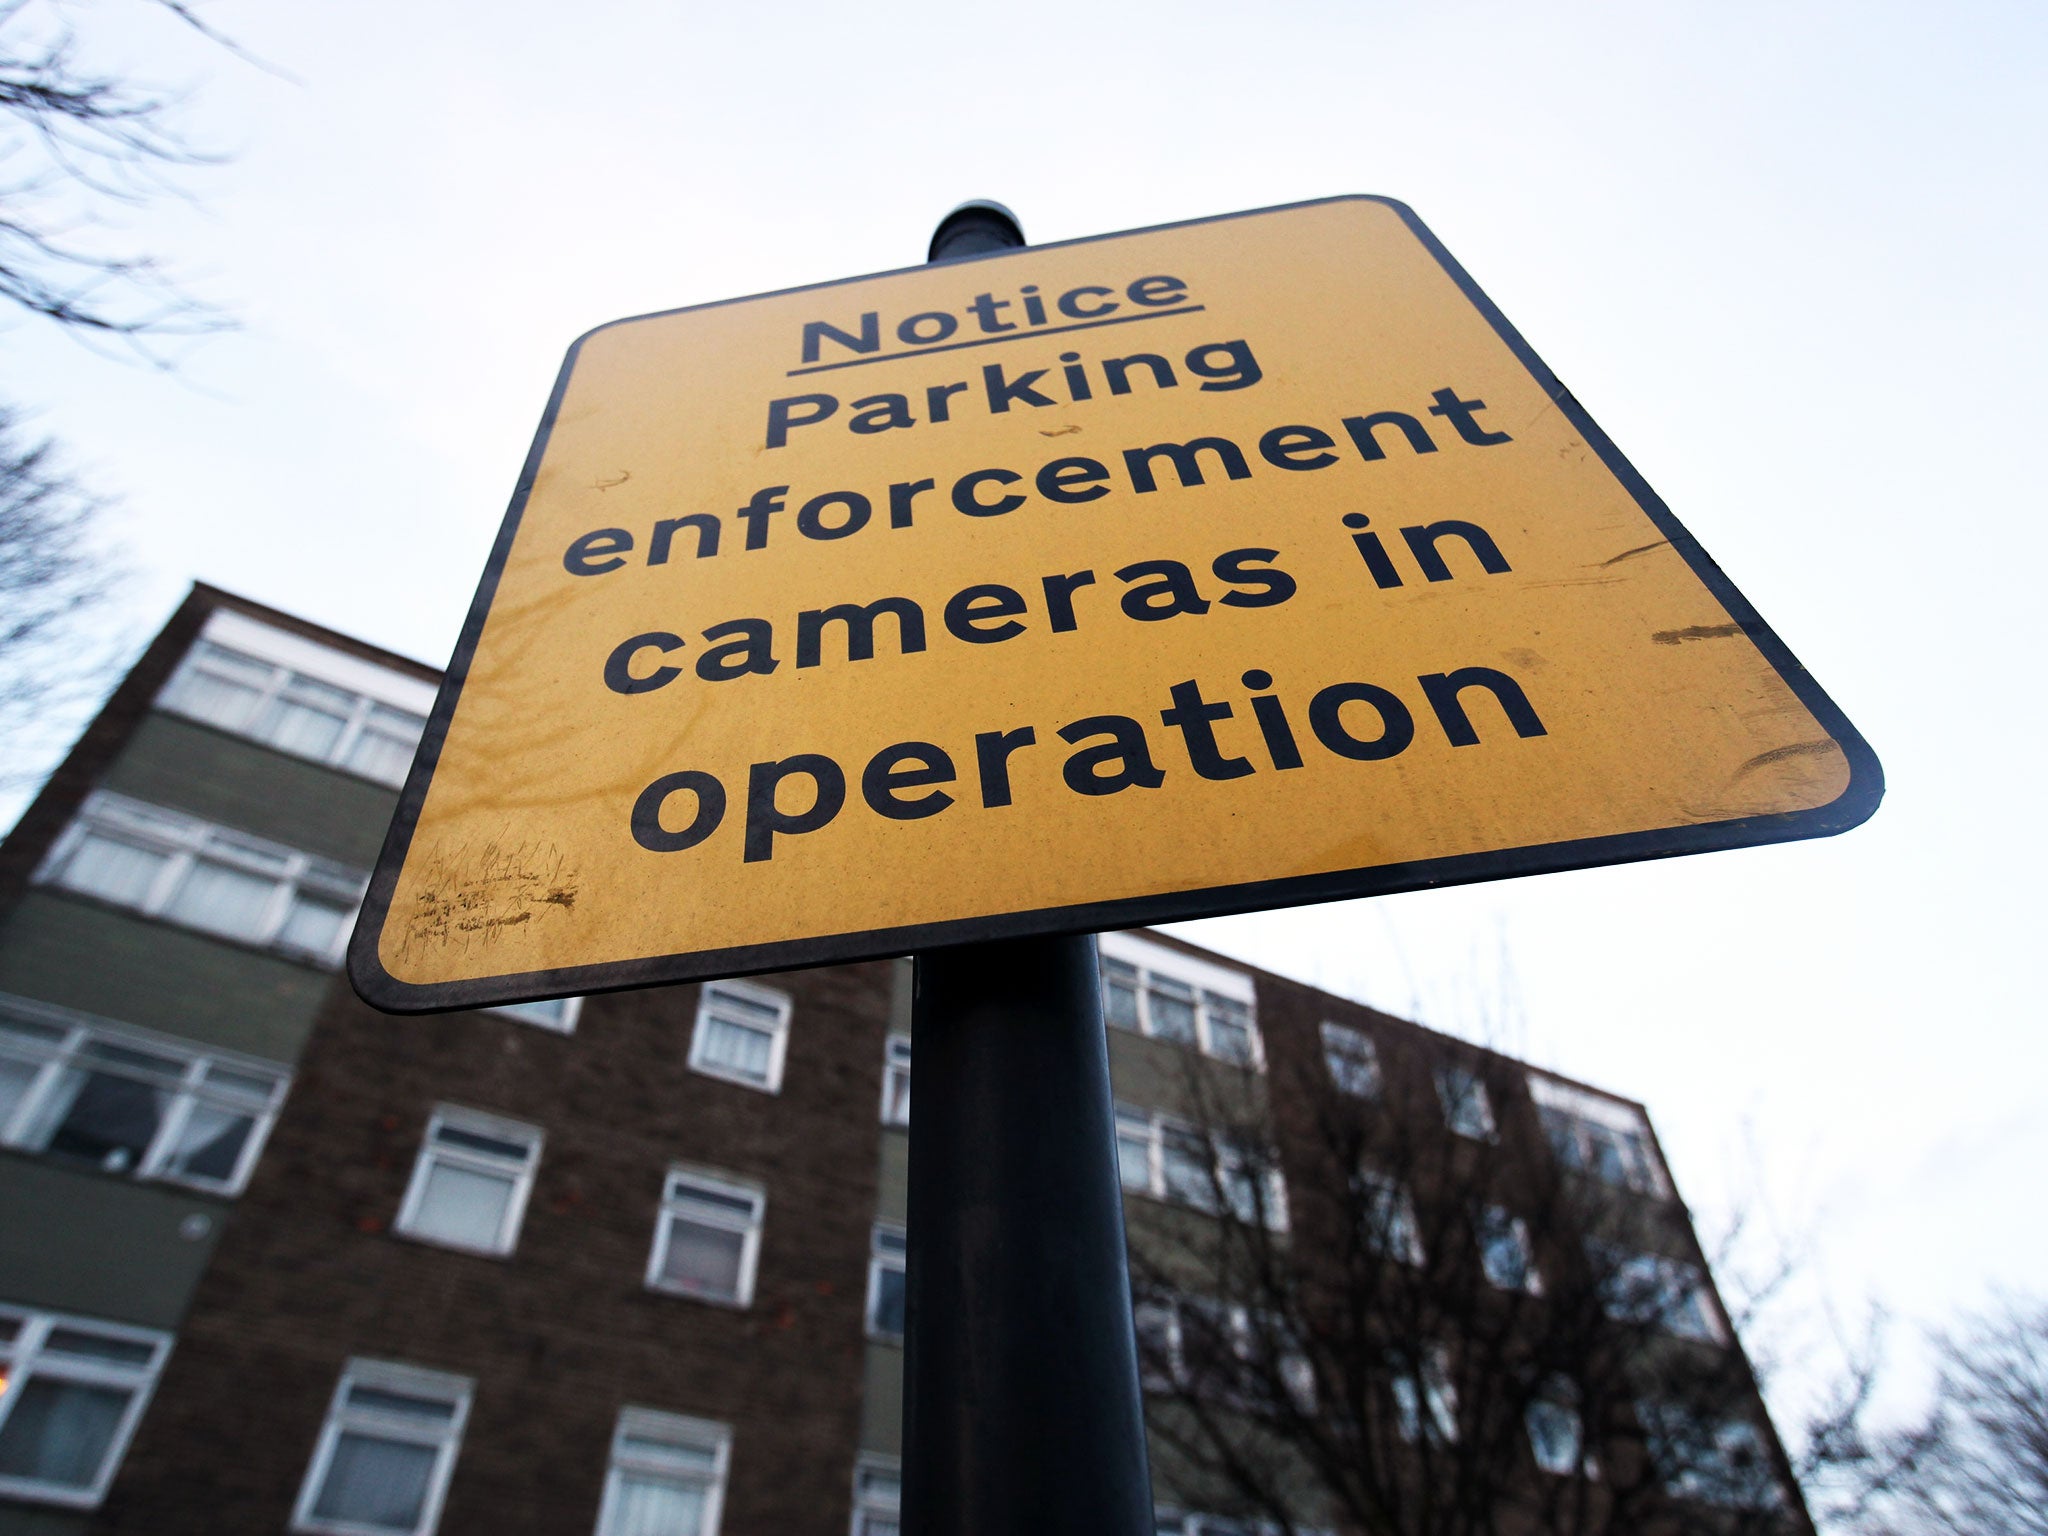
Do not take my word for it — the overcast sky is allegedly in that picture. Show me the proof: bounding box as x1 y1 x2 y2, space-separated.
6 0 2043 1428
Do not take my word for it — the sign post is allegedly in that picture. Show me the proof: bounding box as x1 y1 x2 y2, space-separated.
900 203 1153 1536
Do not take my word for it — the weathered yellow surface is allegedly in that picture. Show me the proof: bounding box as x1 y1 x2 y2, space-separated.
369 198 1862 990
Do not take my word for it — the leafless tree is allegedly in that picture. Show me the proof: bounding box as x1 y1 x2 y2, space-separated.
1124 1032 1812 1535
1811 1294 2048 1536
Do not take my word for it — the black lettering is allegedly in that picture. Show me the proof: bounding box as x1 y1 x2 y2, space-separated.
967 293 1016 334
766 393 838 449
1341 411 1437 461
849 394 915 435
975 727 1037 808
1427 388 1513 446
795 598 927 668
604 632 685 695
1309 682 1415 761
1418 668 1547 746
898 311 958 346
564 528 632 576
862 742 957 821
1159 678 1252 781
649 514 720 564
1259 425 1338 471
1213 548 1297 608
631 770 726 853
952 468 1026 518
1021 286 1048 326
1057 285 1117 319
743 755 845 862
1400 520 1511 581
1184 340 1261 392
1103 353 1176 395
1059 352 1092 402
1241 670 1303 771
1123 437 1251 493
1127 275 1188 308
800 313 878 365
797 491 872 541
927 381 969 423
1041 571 1096 633
696 619 779 681
984 362 1056 412
1036 456 1111 504
1342 514 1403 589
1115 559 1210 621
737 486 789 550
944 584 1028 644
889 479 935 529
1057 715 1166 795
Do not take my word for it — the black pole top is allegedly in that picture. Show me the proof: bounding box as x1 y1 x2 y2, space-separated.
928 200 1025 263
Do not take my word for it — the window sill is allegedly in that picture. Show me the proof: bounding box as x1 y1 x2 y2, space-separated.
685 1061 783 1095
645 1280 752 1310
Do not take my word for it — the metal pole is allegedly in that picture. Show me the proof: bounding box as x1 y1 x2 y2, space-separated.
902 203 1154 1536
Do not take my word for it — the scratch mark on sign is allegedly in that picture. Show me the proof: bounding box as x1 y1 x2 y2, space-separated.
593 470 631 491
1733 740 1839 779
1652 622 1745 645
395 837 579 963
1600 539 1670 568
1038 424 1082 437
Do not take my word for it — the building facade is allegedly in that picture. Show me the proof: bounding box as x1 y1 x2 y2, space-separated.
0 586 1807 1535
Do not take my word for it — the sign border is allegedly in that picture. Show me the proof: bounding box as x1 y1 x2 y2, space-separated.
347 195 1883 1015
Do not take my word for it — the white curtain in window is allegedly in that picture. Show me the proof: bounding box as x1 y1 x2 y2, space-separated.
278 896 348 955
698 1018 771 1082
413 1163 514 1251
162 860 275 940
659 1220 745 1297
608 1472 707 1536
162 1103 255 1184
62 835 168 907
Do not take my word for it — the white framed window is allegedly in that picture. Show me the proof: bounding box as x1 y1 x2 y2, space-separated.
1114 1104 1287 1230
0 994 288 1194
1637 1402 1783 1509
292 1358 470 1536
879 1035 911 1127
1435 1065 1497 1140
486 996 581 1034
1390 1346 1459 1444
1098 933 1262 1068
1530 1076 1669 1196
1594 1247 1724 1343
647 1169 765 1307
156 612 435 790
866 1224 907 1342
1133 1292 1313 1414
1526 1376 1596 1477
394 1107 542 1257
687 981 792 1094
1356 1170 1424 1265
594 1408 730 1536
36 792 366 967
1319 1022 1381 1098
1475 1206 1541 1293
0 1307 170 1508
850 1453 900 1536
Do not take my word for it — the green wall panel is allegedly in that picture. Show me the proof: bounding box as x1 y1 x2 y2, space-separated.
0 895 328 1063
0 1156 223 1329
100 713 397 870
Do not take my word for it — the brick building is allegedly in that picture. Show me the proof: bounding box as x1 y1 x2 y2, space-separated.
0 586 1806 1534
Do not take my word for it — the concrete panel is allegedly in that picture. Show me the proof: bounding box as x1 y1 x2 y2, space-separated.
0 1156 223 1329
101 713 397 870
876 1128 908 1225
858 1341 904 1455
0 895 326 1063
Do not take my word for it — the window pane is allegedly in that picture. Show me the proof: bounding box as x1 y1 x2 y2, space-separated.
1147 982 1198 1043
39 1068 166 1174
1102 963 1140 1030
161 647 272 728
344 1387 457 1423
278 895 348 957
260 680 355 759
60 834 169 907
1206 1014 1255 1065
1161 1130 1211 1207
871 1265 906 1338
432 1125 532 1162
1116 1128 1151 1191
492 997 572 1030
162 1102 255 1184
659 1218 745 1299
1527 1398 1581 1474
0 1377 129 1488
412 1162 515 1250
310 1431 436 1529
609 1472 707 1536
0 1056 42 1132
342 710 424 785
697 1016 773 1082
162 859 276 941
